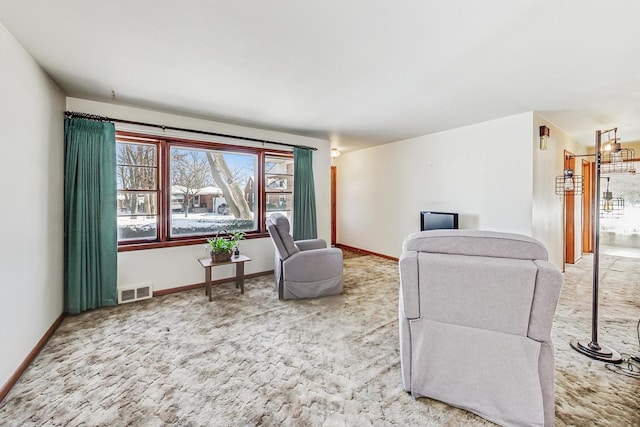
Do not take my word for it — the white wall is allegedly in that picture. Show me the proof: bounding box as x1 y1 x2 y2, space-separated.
336 110 587 268
66 98 331 292
532 114 586 268
0 23 65 389
336 112 535 259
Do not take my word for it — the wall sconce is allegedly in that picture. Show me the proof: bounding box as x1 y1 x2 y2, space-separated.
330 148 341 158
539 125 550 150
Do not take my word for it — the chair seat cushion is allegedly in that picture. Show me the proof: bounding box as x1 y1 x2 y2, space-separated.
410 318 544 427
283 276 343 299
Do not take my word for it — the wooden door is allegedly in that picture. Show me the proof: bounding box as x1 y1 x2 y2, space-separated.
582 159 593 253
564 151 576 264
331 166 336 246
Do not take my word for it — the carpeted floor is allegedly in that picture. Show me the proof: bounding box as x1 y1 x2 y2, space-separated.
0 251 639 426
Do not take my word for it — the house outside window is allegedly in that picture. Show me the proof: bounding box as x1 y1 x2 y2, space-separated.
116 131 293 250
265 155 294 224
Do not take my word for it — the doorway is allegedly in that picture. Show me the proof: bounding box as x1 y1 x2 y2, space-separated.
564 151 579 264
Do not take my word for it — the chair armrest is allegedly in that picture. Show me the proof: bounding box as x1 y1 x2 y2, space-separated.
528 260 563 341
283 248 342 281
295 239 328 251
399 251 420 319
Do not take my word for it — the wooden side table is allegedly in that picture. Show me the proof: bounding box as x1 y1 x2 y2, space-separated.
198 254 252 301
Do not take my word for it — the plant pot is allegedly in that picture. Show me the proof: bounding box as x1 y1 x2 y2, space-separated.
211 250 232 263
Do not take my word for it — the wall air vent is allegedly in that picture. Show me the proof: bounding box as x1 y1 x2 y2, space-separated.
118 283 153 304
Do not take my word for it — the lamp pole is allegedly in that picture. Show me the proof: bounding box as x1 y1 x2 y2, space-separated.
569 129 622 363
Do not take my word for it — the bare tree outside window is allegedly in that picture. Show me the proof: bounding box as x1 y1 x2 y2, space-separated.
170 147 257 237
206 152 252 219
172 149 211 217
116 141 158 241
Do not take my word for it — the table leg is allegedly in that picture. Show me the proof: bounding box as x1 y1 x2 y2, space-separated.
205 266 212 302
236 261 245 294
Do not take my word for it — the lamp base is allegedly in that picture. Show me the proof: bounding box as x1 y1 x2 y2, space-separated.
570 338 622 364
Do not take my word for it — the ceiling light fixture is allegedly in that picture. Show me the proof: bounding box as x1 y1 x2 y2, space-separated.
330 148 341 158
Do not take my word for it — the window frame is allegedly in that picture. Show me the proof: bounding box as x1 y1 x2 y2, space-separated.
117 131 293 252
116 134 163 244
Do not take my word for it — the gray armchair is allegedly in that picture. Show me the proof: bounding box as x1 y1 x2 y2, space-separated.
266 213 343 300
399 230 562 427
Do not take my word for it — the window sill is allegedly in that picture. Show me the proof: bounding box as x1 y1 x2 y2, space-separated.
117 232 270 252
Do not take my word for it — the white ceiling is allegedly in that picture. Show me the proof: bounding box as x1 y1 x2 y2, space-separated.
2 1 640 152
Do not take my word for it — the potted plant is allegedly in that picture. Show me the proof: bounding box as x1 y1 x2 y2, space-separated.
205 230 235 262
229 231 245 257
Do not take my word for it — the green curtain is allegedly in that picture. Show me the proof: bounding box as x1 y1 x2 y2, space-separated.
293 147 317 240
64 118 117 314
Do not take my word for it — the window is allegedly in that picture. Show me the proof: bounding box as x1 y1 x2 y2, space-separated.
116 137 159 242
265 155 294 224
169 146 257 237
116 132 293 250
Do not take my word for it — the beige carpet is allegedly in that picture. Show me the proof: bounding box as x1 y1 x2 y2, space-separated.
0 252 639 426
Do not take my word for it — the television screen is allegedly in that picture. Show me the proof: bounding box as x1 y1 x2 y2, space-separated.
420 211 459 231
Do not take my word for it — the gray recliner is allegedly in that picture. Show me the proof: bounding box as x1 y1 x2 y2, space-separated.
266 213 343 300
399 230 563 427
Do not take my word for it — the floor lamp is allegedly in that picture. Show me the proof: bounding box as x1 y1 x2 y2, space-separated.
566 129 623 363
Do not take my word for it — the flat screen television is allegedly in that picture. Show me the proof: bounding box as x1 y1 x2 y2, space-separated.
420 211 459 231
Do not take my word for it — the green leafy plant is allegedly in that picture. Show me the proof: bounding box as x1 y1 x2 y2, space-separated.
205 229 235 254
206 237 234 253
229 231 245 249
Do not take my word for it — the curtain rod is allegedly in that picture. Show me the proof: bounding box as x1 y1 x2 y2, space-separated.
64 111 318 151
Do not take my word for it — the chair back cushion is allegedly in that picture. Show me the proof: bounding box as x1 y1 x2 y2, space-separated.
267 213 300 260
418 252 537 336
403 229 548 261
